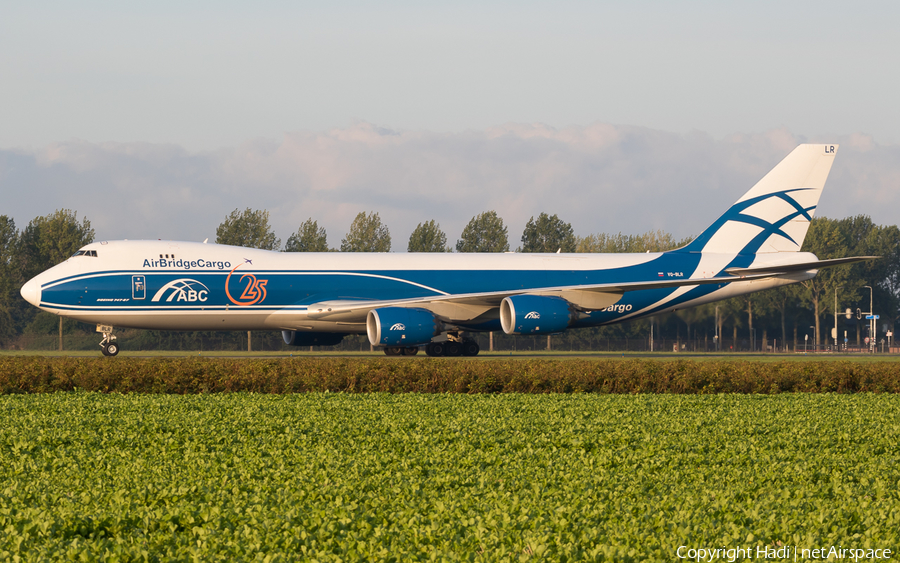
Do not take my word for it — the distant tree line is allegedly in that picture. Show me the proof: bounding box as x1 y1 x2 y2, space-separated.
1 208 898 352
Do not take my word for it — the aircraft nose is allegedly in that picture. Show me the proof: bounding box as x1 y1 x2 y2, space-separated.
20 277 42 307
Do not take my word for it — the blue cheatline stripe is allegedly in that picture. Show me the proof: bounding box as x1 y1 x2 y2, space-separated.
34 251 726 330
41 304 309 312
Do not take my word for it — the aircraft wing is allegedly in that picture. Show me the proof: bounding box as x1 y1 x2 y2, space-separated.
301 272 777 323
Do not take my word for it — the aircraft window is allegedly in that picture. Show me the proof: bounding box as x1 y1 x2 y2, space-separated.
89 250 98 257
72 250 86 257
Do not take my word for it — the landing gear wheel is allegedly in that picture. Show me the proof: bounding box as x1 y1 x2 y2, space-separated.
384 346 404 356
402 346 419 356
426 342 445 357
97 325 118 357
462 340 480 356
444 341 462 357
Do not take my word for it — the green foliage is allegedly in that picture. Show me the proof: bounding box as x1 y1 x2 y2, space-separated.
456 211 509 252
801 217 867 346
754 284 804 345
8 210 94 343
407 220 450 252
341 212 391 252
0 215 15 280
284 218 329 252
22 312 87 336
3 357 900 394
576 229 690 253
0 392 898 560
216 208 281 250
18 209 94 281
0 216 18 343
854 221 900 326
520 213 575 253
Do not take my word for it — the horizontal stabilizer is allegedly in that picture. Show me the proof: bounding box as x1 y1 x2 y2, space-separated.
725 256 879 276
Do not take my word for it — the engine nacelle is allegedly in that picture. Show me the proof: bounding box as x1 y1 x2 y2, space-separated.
500 295 572 335
282 331 346 347
367 307 440 346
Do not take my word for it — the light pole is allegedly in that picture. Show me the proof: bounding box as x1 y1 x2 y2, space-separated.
834 286 838 351
864 285 873 353
715 305 719 351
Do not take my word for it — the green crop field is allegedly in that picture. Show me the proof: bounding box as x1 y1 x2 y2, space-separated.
1 393 898 561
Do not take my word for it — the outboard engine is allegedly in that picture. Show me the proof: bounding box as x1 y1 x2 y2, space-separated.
367 307 441 346
282 331 346 347
500 295 572 335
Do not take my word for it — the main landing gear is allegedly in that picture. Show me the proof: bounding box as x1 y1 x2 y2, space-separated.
383 346 419 356
380 333 481 357
97 324 120 356
425 337 480 357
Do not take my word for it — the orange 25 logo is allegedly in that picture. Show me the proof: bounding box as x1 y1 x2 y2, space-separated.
225 261 268 306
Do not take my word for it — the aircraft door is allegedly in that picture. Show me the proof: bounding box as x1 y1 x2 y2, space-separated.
132 275 146 300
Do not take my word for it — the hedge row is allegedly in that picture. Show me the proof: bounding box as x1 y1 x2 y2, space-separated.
2 356 900 394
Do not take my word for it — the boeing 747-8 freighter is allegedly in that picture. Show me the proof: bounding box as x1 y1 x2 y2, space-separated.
20 144 875 356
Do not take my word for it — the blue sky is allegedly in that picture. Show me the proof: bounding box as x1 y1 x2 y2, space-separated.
2 1 898 246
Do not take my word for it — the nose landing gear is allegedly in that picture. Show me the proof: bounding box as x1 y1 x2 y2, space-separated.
97 324 120 356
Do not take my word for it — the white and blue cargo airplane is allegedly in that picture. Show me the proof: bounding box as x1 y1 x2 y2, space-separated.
20 144 874 356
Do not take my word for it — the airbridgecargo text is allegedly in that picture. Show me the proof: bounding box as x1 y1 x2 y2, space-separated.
143 259 232 270
676 545 892 562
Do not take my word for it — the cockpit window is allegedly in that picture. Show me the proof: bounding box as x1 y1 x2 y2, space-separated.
72 250 98 257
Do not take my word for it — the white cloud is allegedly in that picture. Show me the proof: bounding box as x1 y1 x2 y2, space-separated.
2 123 898 251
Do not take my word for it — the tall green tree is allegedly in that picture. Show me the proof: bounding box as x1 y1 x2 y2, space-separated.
456 211 509 252
520 213 576 253
844 218 900 330
15 210 95 344
408 220 450 252
756 284 804 350
341 212 391 252
284 219 329 252
799 217 860 347
0 216 19 343
712 297 747 351
216 208 281 250
576 230 690 253
866 224 900 329
18 209 95 282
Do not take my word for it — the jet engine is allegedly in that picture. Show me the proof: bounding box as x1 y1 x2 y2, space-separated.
367 307 441 346
500 295 573 335
282 330 346 347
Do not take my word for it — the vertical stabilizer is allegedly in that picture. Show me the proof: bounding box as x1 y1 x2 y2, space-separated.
679 144 838 255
